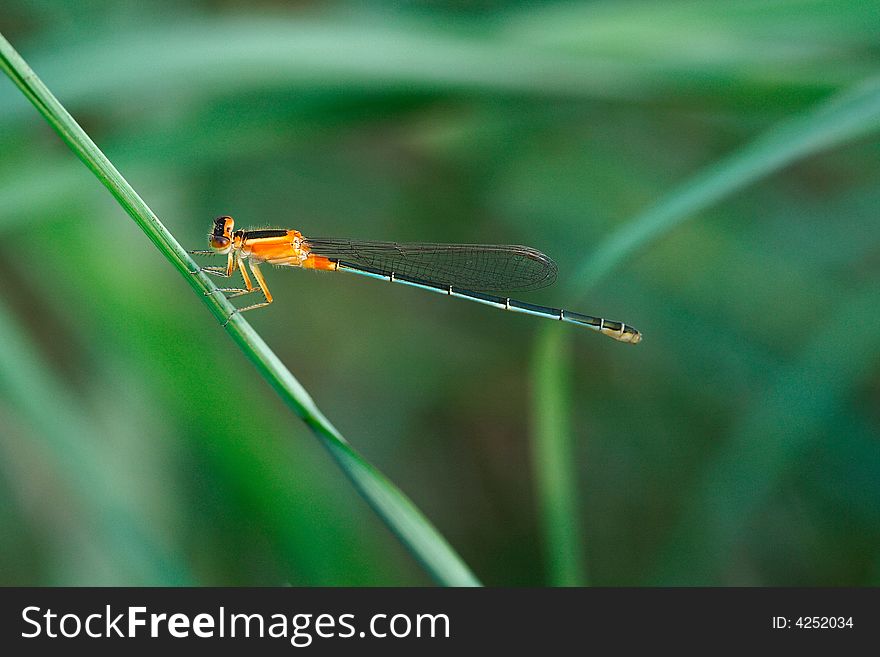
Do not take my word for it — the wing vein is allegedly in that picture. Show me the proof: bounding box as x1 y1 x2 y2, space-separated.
303 238 558 292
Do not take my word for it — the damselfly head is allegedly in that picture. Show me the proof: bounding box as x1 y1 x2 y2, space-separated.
210 215 235 252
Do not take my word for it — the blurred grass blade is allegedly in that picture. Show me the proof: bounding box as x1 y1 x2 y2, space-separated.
235 327 480 586
3 6 874 127
0 299 192 585
531 327 587 586
0 32 480 587
531 76 880 586
569 75 880 296
651 282 880 584
0 16 656 127
320 439 477 585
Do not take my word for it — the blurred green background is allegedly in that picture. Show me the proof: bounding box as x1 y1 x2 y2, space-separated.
1 0 879 586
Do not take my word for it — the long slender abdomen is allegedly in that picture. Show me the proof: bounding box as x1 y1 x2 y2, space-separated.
331 260 641 343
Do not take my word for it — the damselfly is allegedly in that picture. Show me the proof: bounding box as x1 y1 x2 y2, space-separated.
190 216 641 343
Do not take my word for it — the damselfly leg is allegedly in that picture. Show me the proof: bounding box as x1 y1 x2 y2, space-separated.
189 248 273 317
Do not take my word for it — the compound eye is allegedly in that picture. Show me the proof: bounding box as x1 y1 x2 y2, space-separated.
210 235 231 249
213 215 234 236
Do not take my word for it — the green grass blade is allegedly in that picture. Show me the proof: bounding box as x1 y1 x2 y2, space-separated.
569 75 880 296
0 31 480 587
531 327 587 586
0 298 192 585
3 6 871 128
531 76 880 586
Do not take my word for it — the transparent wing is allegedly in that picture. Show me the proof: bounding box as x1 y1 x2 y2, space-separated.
303 238 558 292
